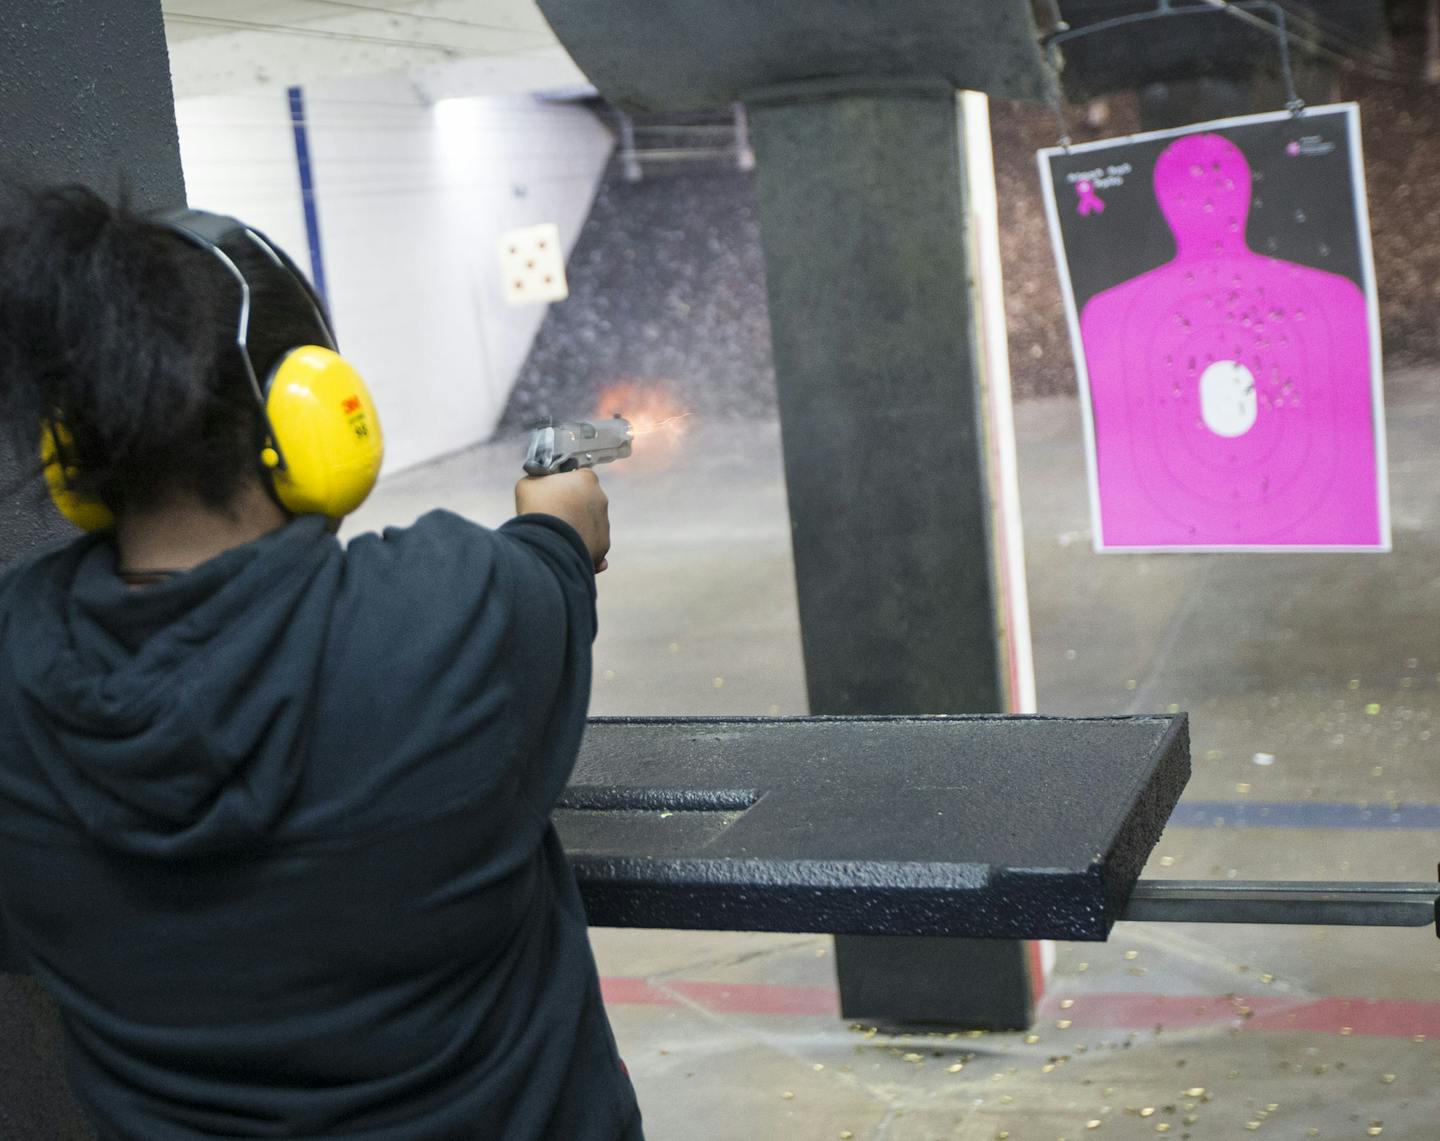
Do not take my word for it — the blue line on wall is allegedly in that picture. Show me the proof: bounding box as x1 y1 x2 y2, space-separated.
1170 800 1440 830
287 85 330 313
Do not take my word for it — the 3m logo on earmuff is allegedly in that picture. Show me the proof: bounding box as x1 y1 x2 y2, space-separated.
341 394 371 441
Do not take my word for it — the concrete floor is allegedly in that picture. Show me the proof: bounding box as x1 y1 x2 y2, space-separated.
343 368 1440 1140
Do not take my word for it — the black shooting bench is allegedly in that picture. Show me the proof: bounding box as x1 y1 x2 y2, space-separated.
564 715 1188 941
564 716 1439 942
4 713 1433 978
0 714 1179 975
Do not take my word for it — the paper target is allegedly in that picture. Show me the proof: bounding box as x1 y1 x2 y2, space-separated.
499 223 569 306
1039 105 1389 552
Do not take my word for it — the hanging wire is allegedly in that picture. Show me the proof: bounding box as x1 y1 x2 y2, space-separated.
1202 0 1412 86
271 0 551 37
1046 68 1074 151
163 1 560 62
177 93 589 116
165 12 463 53
1038 0 1075 148
1199 0 1304 113
1046 0 1418 94
1264 0 1413 81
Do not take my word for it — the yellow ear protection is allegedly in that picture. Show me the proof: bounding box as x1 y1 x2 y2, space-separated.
41 421 118 533
42 209 384 529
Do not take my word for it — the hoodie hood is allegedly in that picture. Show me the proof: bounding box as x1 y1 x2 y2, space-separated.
3 516 340 856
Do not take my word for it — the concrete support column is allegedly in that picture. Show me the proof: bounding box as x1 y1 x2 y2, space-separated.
747 83 1032 1026
535 0 1049 1024
0 2 185 1133
0 0 186 568
747 81 999 715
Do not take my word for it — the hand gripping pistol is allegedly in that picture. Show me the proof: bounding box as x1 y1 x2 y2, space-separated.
524 416 634 476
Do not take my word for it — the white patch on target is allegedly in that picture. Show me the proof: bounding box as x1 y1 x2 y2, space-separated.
1199 360 1258 437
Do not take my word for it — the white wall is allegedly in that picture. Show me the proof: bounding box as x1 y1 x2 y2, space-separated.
175 94 309 261
174 75 612 474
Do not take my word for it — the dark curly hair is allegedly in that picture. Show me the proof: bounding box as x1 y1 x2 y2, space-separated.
0 185 330 516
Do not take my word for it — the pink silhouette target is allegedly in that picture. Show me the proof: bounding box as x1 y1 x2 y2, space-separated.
1077 131 1382 548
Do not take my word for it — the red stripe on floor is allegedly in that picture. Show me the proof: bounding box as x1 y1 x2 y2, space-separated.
667 980 840 1016
1043 992 1295 1031
600 977 838 1016
601 978 1440 1039
599 977 674 1006
1045 992 1440 1038
1242 996 1440 1039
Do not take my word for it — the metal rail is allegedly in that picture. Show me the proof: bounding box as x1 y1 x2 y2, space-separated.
1124 876 1440 931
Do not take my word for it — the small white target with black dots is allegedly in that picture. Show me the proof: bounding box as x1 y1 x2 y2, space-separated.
499 223 569 306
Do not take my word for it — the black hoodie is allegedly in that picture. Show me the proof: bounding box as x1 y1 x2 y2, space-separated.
0 509 641 1140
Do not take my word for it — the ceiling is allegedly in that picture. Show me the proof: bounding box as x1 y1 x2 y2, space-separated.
161 0 585 99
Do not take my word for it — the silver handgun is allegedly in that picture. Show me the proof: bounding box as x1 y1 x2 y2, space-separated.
524 416 634 476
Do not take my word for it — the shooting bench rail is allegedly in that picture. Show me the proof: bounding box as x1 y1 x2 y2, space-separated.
562 717 1438 939
1123 877 1440 930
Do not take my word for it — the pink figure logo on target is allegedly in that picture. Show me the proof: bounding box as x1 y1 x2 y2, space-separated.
1075 180 1106 216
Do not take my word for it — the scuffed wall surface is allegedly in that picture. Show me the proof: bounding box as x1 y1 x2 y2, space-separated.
1346 72 1440 366
0 0 185 571
0 3 184 1137
0 1 184 207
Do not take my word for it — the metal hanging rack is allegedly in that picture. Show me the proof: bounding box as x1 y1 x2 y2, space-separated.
1043 0 1307 147
614 103 755 183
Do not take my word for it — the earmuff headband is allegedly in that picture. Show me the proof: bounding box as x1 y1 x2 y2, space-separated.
239 230 337 351
155 210 338 348
151 210 338 473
